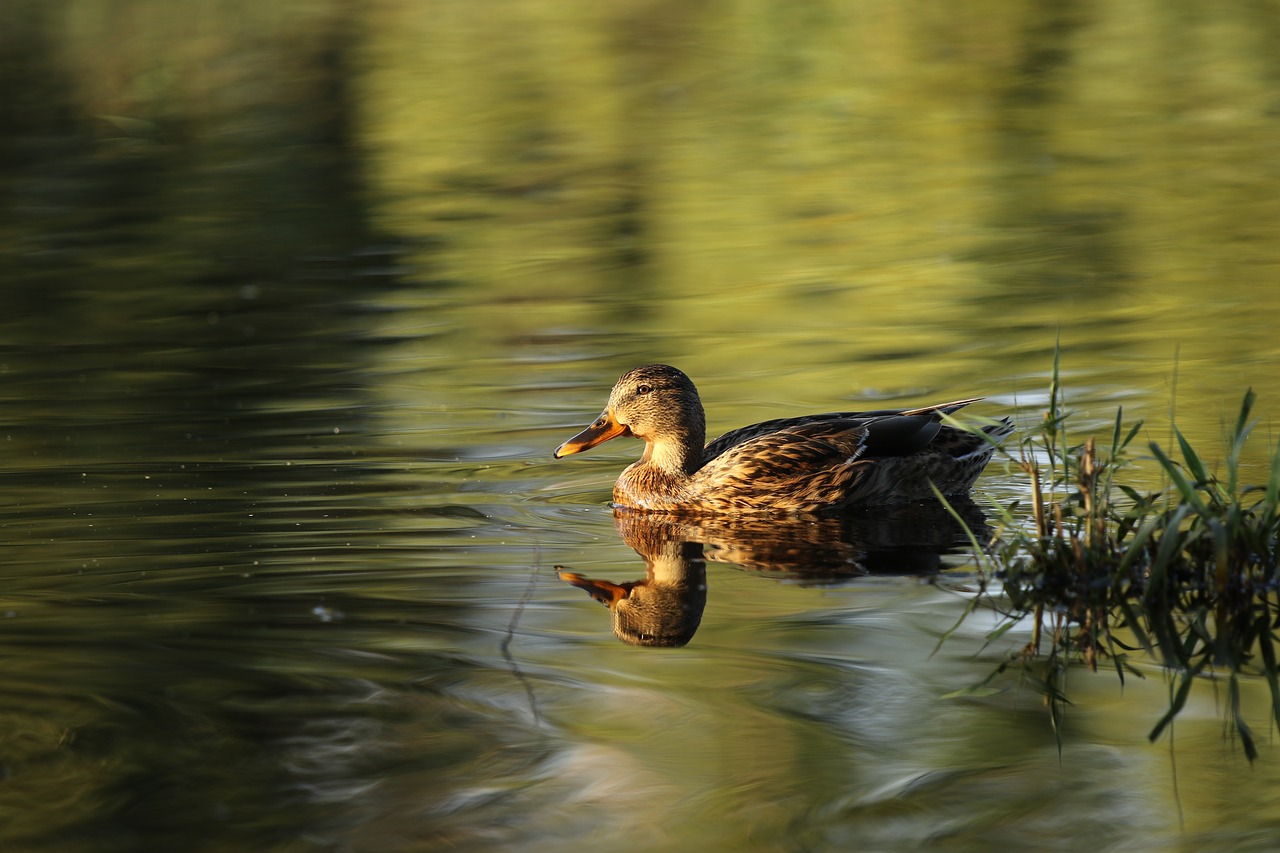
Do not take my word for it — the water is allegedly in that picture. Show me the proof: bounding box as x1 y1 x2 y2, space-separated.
4 2 1280 850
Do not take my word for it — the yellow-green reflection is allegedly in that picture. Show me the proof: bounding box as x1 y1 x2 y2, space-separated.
359 0 1280 456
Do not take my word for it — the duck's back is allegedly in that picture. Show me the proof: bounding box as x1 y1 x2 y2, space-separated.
687 403 1010 512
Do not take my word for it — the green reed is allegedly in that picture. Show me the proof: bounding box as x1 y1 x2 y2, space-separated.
955 358 1280 760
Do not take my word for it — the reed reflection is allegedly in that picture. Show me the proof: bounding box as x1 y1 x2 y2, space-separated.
560 501 988 646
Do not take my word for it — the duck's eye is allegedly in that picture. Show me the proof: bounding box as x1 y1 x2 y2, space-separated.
636 384 653 395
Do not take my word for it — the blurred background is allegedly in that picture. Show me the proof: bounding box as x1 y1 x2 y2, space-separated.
3 1 1280 851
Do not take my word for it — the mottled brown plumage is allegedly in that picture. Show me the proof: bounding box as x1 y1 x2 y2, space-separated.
553 364 1011 513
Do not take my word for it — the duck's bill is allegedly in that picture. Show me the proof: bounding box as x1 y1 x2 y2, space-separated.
553 410 630 458
557 570 634 605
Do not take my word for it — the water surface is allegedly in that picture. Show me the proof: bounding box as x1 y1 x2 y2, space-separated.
4 2 1280 851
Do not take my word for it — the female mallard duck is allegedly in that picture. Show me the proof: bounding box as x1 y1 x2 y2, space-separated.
553 364 1011 513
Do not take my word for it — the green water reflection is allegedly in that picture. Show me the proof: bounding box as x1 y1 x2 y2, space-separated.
4 1 1280 851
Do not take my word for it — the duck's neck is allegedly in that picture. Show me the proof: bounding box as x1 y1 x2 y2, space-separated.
640 417 705 477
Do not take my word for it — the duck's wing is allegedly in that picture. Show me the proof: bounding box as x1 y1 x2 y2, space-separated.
703 411 889 462
692 413 959 511
702 399 984 463
692 400 998 511
693 420 872 511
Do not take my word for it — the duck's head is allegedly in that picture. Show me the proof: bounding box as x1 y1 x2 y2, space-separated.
553 364 706 464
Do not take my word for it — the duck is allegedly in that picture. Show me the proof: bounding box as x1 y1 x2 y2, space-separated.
553 364 1011 513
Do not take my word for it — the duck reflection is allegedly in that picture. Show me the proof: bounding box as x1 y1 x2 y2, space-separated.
559 521 708 648
559 500 989 646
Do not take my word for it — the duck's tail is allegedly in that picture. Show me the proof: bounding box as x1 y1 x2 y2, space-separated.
899 397 986 418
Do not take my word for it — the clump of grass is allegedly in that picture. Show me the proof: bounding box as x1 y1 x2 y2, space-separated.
962 355 1280 760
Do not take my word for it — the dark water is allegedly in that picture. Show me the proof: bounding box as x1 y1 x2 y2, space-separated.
4 2 1280 851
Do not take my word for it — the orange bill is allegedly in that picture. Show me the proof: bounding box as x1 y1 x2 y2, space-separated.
553 410 630 458
557 570 634 606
